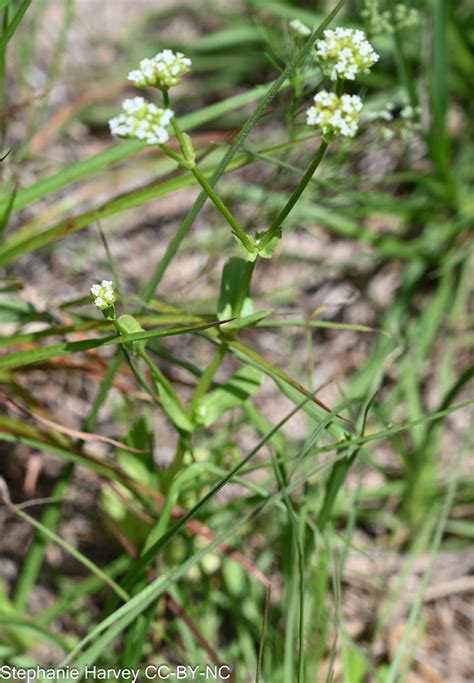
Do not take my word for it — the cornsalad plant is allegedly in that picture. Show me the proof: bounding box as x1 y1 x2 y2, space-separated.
0 1 472 682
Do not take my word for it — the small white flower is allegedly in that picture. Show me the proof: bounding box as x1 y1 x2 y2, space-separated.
401 104 415 119
289 19 312 38
362 0 394 34
380 126 395 141
306 91 363 137
394 3 420 29
363 103 394 122
399 104 421 139
128 50 192 89
91 280 116 310
109 97 174 146
314 27 379 80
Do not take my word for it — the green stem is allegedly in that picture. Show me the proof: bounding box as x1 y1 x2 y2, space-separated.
140 349 177 400
162 89 184 143
138 0 346 306
162 437 187 493
0 8 9 144
162 89 253 253
392 23 418 109
259 139 329 249
159 143 182 163
189 164 253 251
189 344 227 416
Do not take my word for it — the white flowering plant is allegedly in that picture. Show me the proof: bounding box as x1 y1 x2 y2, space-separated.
314 27 379 80
90 279 116 311
306 91 363 138
128 50 192 90
4 0 472 680
289 18 312 39
108 23 380 260
98 21 383 438
109 97 174 145
362 0 420 35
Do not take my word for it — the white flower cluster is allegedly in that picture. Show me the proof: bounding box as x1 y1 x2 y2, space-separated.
362 0 419 35
314 28 379 80
306 91 363 137
400 104 418 120
289 19 312 38
128 50 192 89
399 103 421 140
91 280 116 311
394 3 419 28
109 97 174 145
363 103 394 122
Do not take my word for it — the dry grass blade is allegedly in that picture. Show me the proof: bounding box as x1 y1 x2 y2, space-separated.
2 396 150 453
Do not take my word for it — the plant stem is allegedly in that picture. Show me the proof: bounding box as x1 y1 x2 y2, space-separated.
188 164 254 251
0 8 9 144
189 344 227 416
259 139 329 249
162 89 253 253
259 80 341 253
391 17 418 109
163 437 187 493
159 143 182 163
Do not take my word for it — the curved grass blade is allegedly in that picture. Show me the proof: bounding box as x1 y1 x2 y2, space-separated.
0 0 31 53
0 478 129 601
0 318 229 372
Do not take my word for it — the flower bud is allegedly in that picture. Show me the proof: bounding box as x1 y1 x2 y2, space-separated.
128 50 192 90
91 280 116 310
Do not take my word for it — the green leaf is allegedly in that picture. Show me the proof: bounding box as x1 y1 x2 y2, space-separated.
226 337 347 439
256 227 281 259
0 612 70 652
218 257 254 319
0 183 16 237
153 380 193 433
236 234 258 262
0 318 225 372
342 644 367 683
0 296 38 323
116 314 147 354
223 308 272 330
141 352 194 433
195 366 264 427
102 416 155 543
0 0 32 53
2 489 129 602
